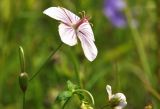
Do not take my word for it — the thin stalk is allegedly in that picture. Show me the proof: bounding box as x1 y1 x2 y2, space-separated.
69 50 82 88
62 97 72 109
23 93 25 109
74 62 81 88
29 42 63 81
74 89 95 105
155 0 160 84
124 5 152 80
123 63 160 101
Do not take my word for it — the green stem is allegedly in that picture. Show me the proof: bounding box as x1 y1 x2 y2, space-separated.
74 89 95 105
23 93 25 109
125 5 152 80
123 63 160 101
69 50 82 88
62 97 72 109
74 62 81 88
29 42 63 81
155 0 160 84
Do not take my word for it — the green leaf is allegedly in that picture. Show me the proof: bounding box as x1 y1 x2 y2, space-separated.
57 91 72 102
67 80 78 92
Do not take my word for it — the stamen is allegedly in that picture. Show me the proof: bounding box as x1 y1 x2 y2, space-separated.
79 11 86 18
88 16 92 20
79 12 83 17
82 11 86 17
90 22 93 27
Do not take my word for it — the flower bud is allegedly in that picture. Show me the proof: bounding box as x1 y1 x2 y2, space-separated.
19 72 29 93
81 101 93 109
144 104 152 109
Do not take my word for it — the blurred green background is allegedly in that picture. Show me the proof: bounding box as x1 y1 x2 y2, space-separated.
0 0 160 109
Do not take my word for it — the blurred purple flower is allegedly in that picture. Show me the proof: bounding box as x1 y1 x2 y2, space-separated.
104 0 127 28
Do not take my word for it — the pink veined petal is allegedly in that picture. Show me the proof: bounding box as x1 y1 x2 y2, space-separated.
43 7 80 25
77 30 98 61
77 22 95 41
59 23 77 46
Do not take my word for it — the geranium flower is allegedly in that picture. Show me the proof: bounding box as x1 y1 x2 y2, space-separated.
106 85 127 109
43 7 98 61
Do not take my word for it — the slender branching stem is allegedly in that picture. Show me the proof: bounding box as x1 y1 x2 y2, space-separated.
29 42 63 81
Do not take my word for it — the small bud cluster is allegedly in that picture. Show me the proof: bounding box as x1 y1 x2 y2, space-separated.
81 101 93 109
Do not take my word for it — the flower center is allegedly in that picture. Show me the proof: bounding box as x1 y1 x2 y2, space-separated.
72 17 89 29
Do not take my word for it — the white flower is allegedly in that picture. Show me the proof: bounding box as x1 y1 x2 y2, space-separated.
106 85 127 109
43 7 98 61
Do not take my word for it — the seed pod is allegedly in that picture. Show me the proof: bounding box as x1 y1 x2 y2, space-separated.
19 72 28 93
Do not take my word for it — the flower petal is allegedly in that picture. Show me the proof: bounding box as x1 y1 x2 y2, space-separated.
77 22 95 41
77 30 97 61
43 7 80 25
59 23 77 46
112 93 127 108
106 85 112 100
